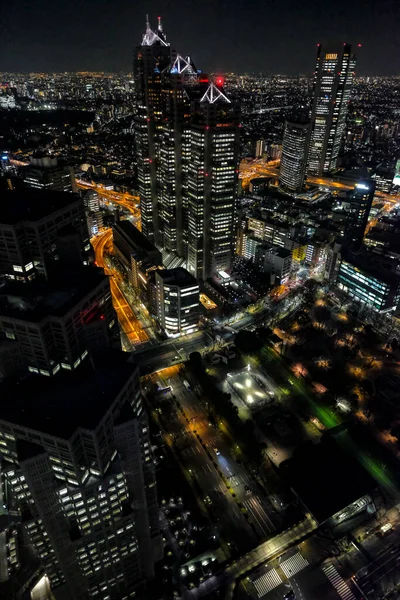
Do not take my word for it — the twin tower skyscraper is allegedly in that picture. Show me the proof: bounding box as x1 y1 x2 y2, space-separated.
133 16 240 280
280 42 357 193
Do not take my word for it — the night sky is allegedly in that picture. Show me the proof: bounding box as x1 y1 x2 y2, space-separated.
1 0 399 75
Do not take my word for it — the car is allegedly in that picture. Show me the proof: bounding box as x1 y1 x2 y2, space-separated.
214 448 220 455
283 590 295 599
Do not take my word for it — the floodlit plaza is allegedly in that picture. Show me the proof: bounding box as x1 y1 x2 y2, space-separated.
225 365 276 409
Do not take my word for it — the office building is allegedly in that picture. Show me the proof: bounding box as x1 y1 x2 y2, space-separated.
112 220 162 295
243 236 264 261
186 83 240 280
337 253 400 312
83 191 104 236
279 120 310 193
0 189 91 283
155 267 199 336
133 16 174 245
0 350 162 599
257 244 292 285
134 18 240 279
255 139 265 158
308 43 356 175
22 156 76 193
0 266 119 375
268 144 282 160
345 180 375 246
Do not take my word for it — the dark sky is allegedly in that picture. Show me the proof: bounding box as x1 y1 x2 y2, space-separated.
1 0 399 75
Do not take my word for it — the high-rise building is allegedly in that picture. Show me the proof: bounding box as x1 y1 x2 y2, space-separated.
337 252 400 312
279 120 310 193
133 16 174 245
0 350 162 599
83 191 104 236
186 83 240 280
22 156 76 193
307 43 356 176
345 180 375 246
155 267 199 335
134 18 240 280
255 139 265 158
0 186 162 598
0 189 91 284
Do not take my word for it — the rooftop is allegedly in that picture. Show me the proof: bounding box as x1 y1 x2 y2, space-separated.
281 434 375 523
0 350 136 439
112 219 159 254
0 266 108 322
341 250 400 285
0 188 81 225
157 267 198 287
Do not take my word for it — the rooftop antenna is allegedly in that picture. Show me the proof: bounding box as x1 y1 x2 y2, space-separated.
158 16 163 32
146 14 150 31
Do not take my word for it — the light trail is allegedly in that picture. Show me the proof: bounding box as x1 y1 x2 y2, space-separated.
91 229 148 345
76 179 141 229
239 159 400 205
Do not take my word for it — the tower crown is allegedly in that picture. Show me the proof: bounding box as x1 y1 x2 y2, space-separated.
200 82 231 104
142 14 169 47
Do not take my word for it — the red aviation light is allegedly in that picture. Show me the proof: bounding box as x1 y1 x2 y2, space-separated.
358 43 362 47
216 77 224 87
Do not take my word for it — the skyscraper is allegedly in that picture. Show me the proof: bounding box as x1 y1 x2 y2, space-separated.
0 351 162 599
279 120 310 193
0 186 162 598
133 16 174 245
255 139 265 158
133 17 240 280
345 179 375 246
186 82 240 279
307 43 356 176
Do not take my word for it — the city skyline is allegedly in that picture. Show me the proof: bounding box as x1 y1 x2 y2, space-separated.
1 0 400 75
2 2 400 598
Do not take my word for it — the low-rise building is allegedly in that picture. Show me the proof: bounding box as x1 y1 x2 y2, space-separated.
155 268 199 337
112 220 162 297
337 252 400 312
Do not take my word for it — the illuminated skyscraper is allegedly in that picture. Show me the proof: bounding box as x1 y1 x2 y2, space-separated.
307 43 356 176
345 179 375 246
134 18 240 279
186 82 240 279
279 120 310 193
133 16 174 244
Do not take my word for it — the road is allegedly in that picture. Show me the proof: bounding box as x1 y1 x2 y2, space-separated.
167 370 276 541
91 230 148 347
239 159 400 205
76 179 141 228
146 368 260 553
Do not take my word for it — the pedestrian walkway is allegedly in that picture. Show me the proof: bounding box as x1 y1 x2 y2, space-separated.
280 552 309 578
322 564 357 600
252 569 283 597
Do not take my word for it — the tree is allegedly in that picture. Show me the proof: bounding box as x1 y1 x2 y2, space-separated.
234 330 263 354
188 351 203 375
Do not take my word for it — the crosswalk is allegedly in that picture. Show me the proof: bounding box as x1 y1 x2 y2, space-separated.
280 552 309 577
322 564 357 600
252 569 283 597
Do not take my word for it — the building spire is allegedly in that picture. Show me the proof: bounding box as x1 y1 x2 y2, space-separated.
146 13 150 31
157 16 163 32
